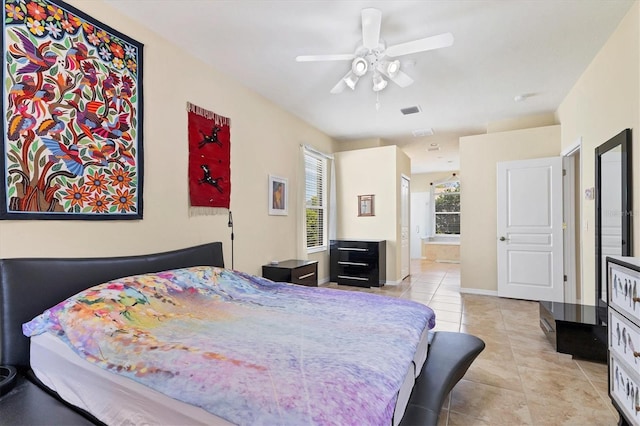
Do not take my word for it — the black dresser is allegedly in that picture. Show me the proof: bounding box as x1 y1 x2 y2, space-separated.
330 240 386 287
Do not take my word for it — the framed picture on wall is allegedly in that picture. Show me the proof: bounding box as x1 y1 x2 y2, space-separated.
268 175 288 216
358 194 375 216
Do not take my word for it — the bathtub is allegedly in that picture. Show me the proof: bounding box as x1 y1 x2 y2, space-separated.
422 237 460 263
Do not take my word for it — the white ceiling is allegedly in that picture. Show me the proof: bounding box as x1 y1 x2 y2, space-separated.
105 0 634 173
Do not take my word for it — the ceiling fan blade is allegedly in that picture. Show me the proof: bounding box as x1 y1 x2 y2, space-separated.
388 70 414 88
330 71 350 94
385 32 454 57
330 80 346 94
361 8 382 50
296 53 355 62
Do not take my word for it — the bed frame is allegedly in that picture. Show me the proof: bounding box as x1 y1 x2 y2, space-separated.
0 242 484 425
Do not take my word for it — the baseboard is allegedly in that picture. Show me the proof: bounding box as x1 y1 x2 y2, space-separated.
318 276 330 285
459 287 498 296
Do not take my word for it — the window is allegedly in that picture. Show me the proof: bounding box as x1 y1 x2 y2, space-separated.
305 151 327 251
433 180 460 235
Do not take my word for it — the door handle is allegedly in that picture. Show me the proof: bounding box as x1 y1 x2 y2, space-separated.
499 236 507 241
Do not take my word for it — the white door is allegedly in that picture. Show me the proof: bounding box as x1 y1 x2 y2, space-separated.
497 157 564 302
410 192 429 259
401 176 410 279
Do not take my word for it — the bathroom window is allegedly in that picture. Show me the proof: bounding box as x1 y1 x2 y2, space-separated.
433 180 460 235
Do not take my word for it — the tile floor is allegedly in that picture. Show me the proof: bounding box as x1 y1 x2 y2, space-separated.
326 259 618 425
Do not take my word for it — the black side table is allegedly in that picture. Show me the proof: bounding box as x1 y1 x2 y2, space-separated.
262 259 318 286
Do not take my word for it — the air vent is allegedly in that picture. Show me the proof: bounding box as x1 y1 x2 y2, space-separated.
400 105 421 115
412 128 434 137
427 147 440 152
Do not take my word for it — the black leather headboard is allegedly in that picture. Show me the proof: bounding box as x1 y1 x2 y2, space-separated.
0 242 224 368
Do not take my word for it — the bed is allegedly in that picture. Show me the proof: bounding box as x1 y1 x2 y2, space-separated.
0 242 484 425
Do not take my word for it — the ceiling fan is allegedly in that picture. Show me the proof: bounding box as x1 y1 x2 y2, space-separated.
296 8 454 94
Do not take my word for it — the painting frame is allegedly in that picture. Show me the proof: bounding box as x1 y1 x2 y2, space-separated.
268 174 288 216
358 194 375 217
1 0 144 220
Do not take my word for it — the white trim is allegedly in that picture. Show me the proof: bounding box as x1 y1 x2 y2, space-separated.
561 136 582 157
562 155 577 303
459 288 498 297
561 138 582 303
301 144 334 160
401 173 411 181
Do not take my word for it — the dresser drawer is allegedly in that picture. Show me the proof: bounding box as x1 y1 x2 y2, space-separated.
336 274 373 287
610 310 640 373
611 354 640 424
609 262 640 325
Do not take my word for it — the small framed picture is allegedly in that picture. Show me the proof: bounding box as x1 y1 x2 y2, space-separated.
358 194 375 217
269 175 288 216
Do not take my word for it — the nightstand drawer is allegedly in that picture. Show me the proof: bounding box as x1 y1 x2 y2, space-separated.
290 263 317 286
262 259 318 287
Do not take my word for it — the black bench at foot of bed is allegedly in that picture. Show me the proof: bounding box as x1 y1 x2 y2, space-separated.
0 331 484 426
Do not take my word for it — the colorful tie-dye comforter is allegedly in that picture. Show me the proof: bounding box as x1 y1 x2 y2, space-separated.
23 266 435 425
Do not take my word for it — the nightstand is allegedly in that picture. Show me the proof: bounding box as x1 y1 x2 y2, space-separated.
262 259 318 286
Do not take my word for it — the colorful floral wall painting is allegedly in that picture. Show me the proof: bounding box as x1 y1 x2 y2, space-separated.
1 0 143 219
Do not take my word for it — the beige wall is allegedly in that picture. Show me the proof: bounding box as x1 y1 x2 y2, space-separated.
335 146 410 283
0 0 334 278
459 125 561 292
556 2 639 305
333 138 382 152
487 113 558 133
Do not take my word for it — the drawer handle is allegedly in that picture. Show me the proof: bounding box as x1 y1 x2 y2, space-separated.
338 261 368 266
338 247 368 252
338 275 369 281
540 318 554 333
297 272 315 280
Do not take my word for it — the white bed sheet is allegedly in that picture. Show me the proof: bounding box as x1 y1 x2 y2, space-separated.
31 327 430 426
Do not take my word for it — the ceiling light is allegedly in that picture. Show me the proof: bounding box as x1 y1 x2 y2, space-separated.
413 128 434 137
372 73 387 92
343 72 359 90
386 60 400 77
351 57 368 77
376 60 400 78
514 93 535 102
430 142 438 146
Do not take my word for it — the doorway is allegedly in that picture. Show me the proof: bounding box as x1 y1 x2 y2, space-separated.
401 175 410 279
562 140 582 304
410 192 429 259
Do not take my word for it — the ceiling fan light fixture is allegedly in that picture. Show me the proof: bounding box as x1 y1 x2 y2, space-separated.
372 73 387 92
343 72 359 90
386 60 400 77
351 57 368 76
376 60 401 78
